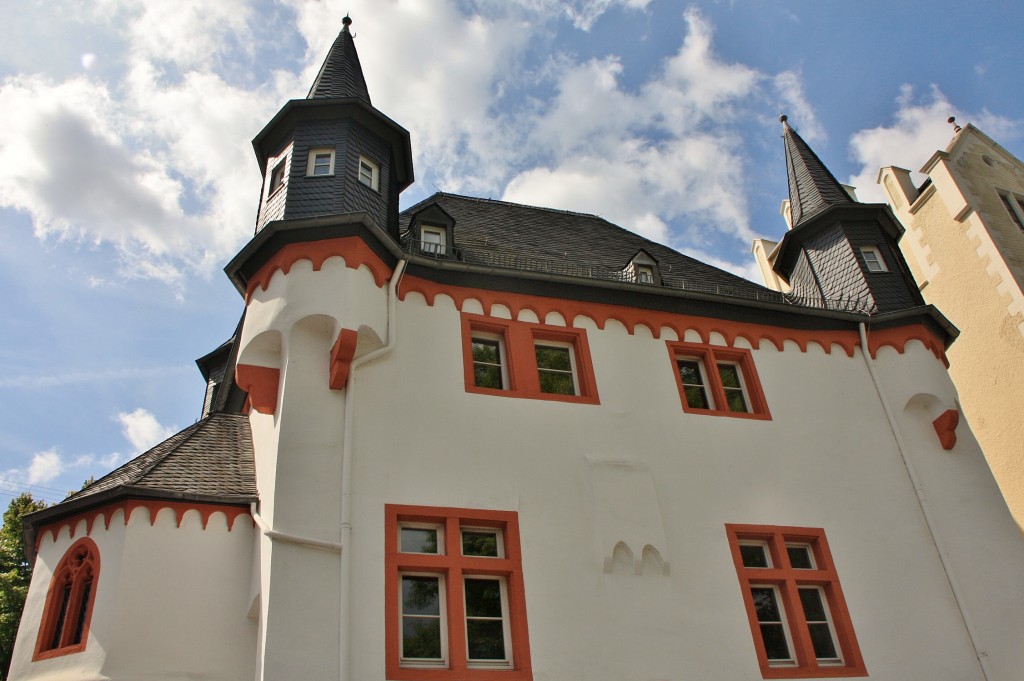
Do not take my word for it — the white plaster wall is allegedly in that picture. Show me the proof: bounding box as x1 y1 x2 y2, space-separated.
10 506 256 681
328 293 1024 681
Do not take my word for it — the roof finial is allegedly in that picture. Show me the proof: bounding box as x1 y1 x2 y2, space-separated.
948 116 962 134
342 14 352 31
780 114 790 130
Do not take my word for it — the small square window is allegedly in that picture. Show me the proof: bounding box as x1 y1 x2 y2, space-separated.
740 542 771 568
420 226 447 256
307 148 335 176
358 156 379 191
535 342 576 396
400 525 443 554
462 528 502 558
786 544 815 569
268 160 287 194
859 246 888 273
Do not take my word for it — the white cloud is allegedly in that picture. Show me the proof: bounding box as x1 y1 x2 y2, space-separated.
848 85 1022 203
28 449 64 485
117 408 177 453
772 70 825 143
81 53 97 69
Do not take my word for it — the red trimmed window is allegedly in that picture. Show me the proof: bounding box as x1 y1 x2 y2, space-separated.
385 505 532 681
461 313 599 404
667 342 769 419
34 537 100 661
725 525 866 678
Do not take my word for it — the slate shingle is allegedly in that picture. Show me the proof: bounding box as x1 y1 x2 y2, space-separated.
306 21 371 103
783 120 853 227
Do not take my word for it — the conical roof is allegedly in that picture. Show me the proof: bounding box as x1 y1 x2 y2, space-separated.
307 16 371 103
781 116 852 227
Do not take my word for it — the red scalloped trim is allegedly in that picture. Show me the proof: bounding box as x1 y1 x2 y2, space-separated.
329 328 359 390
36 500 253 550
236 364 280 414
933 409 959 450
866 325 948 367
245 237 391 300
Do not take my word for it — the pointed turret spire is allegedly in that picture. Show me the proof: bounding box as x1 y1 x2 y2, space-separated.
307 15 372 103
780 114 852 228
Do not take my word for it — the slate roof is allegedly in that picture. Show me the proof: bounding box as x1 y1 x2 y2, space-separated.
782 118 853 228
307 18 371 103
66 412 256 504
399 193 783 302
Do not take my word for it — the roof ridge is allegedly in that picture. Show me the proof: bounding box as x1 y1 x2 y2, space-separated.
406 191 607 222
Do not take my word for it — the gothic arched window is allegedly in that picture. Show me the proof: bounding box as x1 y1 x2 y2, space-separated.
34 537 100 660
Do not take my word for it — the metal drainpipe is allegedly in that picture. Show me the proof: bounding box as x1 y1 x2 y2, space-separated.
858 322 990 680
339 259 407 681
250 503 343 552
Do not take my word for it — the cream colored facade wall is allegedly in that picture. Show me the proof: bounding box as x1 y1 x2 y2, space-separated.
10 507 257 681
233 254 1024 681
880 128 1024 530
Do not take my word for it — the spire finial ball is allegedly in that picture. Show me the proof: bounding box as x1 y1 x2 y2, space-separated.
342 15 352 27
779 114 788 123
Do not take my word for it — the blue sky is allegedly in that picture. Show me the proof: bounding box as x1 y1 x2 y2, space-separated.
1 0 1022 504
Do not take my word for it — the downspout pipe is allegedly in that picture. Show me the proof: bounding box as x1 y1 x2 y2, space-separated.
250 502 342 552
858 322 990 680
339 259 407 681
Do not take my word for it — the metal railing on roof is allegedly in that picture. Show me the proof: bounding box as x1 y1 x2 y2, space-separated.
401 237 873 313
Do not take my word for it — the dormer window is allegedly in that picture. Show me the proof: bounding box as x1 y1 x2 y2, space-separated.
358 156 379 191
625 250 660 285
268 160 287 194
420 226 447 256
307 148 335 176
859 246 888 273
636 266 655 284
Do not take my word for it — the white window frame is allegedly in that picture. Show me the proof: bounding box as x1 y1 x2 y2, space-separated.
399 572 449 668
470 333 508 391
398 523 445 555
534 339 578 396
677 357 715 410
716 360 751 414
420 225 447 256
268 159 287 194
460 527 505 558
306 148 335 177
358 156 379 190
859 246 888 273
750 584 797 667
785 543 816 569
463 575 514 669
797 586 844 666
635 265 655 284
738 540 772 568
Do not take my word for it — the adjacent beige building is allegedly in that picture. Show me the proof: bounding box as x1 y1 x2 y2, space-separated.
877 124 1024 530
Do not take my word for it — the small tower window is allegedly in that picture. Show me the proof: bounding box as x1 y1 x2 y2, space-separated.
358 156 379 191
420 226 447 256
998 192 1024 231
307 148 335 177
859 246 888 273
268 160 287 194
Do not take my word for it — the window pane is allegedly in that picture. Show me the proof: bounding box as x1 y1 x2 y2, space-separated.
474 365 503 389
51 583 72 649
400 528 439 554
464 579 502 617
538 371 575 395
799 588 827 622
71 579 93 645
402 618 442 659
536 345 571 372
752 587 783 622
718 363 742 389
808 623 839 660
467 619 506 660
472 340 499 364
740 544 769 568
677 360 702 385
724 389 748 413
402 576 440 616
760 623 791 661
787 545 813 569
683 385 710 409
462 530 499 557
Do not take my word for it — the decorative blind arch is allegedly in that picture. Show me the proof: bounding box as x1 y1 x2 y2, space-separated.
34 537 100 661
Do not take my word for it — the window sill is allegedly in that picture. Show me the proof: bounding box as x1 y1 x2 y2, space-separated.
760 664 866 679
33 642 86 662
681 406 771 420
466 384 600 405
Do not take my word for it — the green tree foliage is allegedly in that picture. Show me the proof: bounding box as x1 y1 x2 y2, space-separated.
0 493 47 680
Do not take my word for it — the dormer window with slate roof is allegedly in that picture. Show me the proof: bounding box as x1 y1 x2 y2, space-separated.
625 250 660 285
409 203 457 259
268 159 287 194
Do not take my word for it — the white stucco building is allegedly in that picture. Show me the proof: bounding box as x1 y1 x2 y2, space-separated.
10 18 1024 681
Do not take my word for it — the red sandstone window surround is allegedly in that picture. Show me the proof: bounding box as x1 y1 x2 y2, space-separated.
34 537 100 661
667 342 770 419
725 525 866 679
385 505 532 681
461 313 599 404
